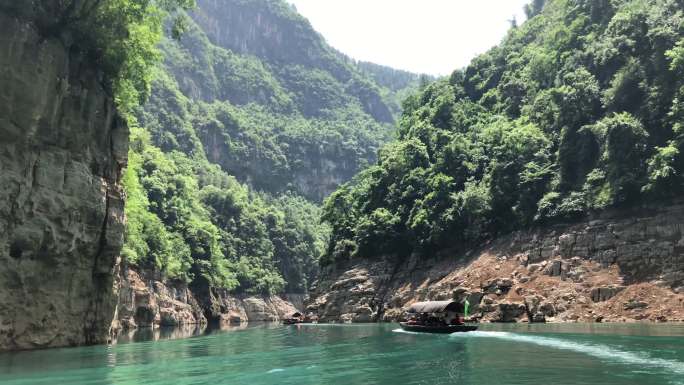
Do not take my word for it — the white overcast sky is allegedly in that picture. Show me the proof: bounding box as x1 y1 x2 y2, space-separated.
288 0 530 75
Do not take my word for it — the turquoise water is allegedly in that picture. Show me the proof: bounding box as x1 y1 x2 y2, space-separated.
1 323 684 385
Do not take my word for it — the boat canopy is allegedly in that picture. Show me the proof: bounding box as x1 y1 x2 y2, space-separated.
406 301 464 314
291 312 302 317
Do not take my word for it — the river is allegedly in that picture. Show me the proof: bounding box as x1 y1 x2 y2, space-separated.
1 323 683 385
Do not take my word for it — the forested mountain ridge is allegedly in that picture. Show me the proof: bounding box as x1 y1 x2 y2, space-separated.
190 0 395 123
138 0 422 202
322 0 684 264
121 0 423 299
356 61 434 118
308 0 684 326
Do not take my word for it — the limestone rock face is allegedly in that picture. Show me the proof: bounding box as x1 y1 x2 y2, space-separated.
307 263 388 323
308 203 684 324
113 268 205 332
209 288 299 323
112 268 300 331
0 14 128 350
591 286 626 303
241 296 298 322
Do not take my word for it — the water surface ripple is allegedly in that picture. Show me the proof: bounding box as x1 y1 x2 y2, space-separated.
0 323 683 385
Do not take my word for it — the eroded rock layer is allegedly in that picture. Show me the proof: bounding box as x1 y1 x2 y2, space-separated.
112 268 300 333
308 203 684 323
0 14 128 350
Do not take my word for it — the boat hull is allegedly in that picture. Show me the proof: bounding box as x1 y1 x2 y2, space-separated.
399 322 478 334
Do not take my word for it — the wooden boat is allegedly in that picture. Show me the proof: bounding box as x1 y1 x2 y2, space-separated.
399 300 478 334
399 322 478 334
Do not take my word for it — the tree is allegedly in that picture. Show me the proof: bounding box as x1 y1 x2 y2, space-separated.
524 0 546 19
0 0 196 113
320 0 684 265
601 113 650 204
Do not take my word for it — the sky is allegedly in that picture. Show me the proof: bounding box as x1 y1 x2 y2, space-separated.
288 0 530 76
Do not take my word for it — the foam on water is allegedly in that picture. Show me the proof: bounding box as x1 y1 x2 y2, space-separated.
452 331 684 377
267 368 285 373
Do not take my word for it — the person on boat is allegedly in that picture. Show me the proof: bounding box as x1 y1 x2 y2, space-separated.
443 310 460 325
419 312 428 325
427 315 443 326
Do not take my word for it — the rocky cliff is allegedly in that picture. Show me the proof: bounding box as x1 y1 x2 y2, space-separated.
308 202 684 324
112 267 300 333
0 14 128 350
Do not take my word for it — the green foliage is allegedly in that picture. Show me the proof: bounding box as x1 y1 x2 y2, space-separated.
356 61 433 117
136 8 403 202
644 142 681 194
0 0 196 114
160 17 295 110
323 0 684 263
122 124 329 294
188 0 400 123
122 128 193 280
525 0 548 19
603 58 646 113
602 113 650 204
667 39 684 72
558 126 599 191
121 0 416 294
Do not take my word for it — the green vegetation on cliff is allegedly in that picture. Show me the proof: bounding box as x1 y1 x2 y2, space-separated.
0 0 195 112
120 0 420 294
322 0 684 263
123 124 327 294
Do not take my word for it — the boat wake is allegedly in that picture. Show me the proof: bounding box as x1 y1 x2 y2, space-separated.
452 331 684 377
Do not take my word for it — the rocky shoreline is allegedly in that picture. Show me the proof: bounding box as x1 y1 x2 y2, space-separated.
111 267 303 336
307 203 684 324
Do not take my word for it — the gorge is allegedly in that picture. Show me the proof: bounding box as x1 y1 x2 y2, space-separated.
0 0 420 350
1 0 684 356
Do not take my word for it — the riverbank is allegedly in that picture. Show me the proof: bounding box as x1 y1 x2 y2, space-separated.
307 202 684 324
111 267 304 335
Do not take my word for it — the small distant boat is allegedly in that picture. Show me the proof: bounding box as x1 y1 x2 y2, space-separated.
283 312 304 325
283 312 319 325
399 300 478 334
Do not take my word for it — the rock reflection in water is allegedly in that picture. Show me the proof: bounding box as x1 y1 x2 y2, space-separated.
114 324 207 344
112 321 287 345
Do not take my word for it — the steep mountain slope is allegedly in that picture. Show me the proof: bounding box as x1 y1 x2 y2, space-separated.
140 0 418 202
312 0 684 322
191 0 395 124
118 0 422 326
356 61 434 118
